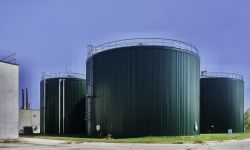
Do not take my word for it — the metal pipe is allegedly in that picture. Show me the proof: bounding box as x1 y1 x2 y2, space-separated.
26 88 29 110
21 88 24 109
43 73 46 134
59 79 62 134
63 79 65 133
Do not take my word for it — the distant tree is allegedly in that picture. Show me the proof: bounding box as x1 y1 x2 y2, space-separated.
244 111 250 132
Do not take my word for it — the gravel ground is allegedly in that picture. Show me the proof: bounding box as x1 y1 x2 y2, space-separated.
0 138 249 150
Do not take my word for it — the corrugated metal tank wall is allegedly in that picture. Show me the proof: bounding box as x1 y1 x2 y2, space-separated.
200 77 244 133
40 78 86 134
86 46 200 137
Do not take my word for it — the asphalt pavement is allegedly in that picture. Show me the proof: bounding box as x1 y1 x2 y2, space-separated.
0 138 249 150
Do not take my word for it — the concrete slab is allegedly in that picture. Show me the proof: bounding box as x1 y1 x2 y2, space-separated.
0 137 248 150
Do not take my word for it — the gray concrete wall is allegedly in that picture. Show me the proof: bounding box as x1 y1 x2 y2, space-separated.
0 62 19 139
19 109 40 134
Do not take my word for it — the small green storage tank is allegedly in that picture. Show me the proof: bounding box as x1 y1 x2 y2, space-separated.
40 72 86 134
200 72 244 133
86 38 200 137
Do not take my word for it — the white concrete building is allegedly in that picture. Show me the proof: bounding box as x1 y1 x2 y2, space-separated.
19 109 40 134
0 61 19 140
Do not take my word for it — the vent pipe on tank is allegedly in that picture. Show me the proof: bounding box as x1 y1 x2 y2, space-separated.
26 88 29 110
62 79 65 134
58 79 62 134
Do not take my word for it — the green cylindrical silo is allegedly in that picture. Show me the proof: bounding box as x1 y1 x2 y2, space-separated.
86 38 200 137
200 72 244 133
40 73 86 134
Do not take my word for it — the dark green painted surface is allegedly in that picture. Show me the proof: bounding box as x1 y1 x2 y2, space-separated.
86 46 200 137
40 78 86 134
200 77 244 133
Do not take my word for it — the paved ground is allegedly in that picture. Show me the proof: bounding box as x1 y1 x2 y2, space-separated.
0 138 250 150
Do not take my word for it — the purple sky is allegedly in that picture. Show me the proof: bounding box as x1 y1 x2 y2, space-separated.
0 0 249 110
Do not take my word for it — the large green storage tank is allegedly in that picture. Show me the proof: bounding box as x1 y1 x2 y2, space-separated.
86 38 200 137
200 72 244 133
40 72 86 134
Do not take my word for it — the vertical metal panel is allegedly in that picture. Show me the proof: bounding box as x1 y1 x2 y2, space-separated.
40 78 86 134
200 78 244 133
86 46 200 137
40 81 44 134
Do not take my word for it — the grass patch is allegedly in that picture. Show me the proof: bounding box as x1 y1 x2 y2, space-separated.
172 141 184 144
0 140 20 143
20 132 250 144
193 139 203 144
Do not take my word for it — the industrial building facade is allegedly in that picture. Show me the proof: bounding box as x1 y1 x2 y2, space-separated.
86 38 200 137
19 109 40 134
0 61 19 140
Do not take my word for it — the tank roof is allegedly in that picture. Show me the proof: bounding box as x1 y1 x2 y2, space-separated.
42 72 85 80
87 38 199 58
201 71 243 80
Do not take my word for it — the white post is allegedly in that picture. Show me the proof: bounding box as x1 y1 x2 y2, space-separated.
63 79 65 133
59 79 62 134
